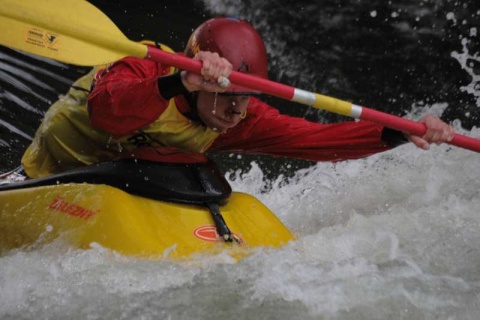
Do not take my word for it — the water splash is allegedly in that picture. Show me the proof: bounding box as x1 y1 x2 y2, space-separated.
451 38 480 107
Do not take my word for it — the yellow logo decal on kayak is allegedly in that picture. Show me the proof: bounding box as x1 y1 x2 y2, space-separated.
47 196 97 220
193 225 243 243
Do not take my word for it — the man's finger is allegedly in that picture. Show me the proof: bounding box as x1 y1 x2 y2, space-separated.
217 76 230 88
408 135 430 150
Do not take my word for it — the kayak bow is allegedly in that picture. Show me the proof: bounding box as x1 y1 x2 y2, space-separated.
0 159 294 261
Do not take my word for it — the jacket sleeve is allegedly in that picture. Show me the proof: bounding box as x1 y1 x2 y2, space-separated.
210 98 398 162
87 57 174 137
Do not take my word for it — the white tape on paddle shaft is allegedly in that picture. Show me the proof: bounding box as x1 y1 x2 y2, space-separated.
292 89 316 105
292 88 363 118
351 104 362 118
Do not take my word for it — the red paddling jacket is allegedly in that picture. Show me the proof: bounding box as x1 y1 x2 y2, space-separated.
22 44 405 178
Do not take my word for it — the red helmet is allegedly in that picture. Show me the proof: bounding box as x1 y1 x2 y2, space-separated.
185 17 268 94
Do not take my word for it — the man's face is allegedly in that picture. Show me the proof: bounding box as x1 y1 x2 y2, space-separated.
196 92 250 133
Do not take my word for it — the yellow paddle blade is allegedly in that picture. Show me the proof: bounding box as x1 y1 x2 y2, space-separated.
0 0 147 66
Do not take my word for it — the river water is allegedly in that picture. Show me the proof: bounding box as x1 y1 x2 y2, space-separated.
1 0 480 319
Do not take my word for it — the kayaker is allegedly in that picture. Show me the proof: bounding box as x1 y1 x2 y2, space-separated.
21 17 455 178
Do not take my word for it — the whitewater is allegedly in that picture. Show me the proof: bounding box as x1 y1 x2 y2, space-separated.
1 118 479 319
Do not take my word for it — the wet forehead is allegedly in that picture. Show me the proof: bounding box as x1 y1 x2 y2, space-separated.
217 94 250 103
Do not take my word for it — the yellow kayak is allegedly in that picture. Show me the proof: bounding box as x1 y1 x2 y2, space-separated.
0 159 295 261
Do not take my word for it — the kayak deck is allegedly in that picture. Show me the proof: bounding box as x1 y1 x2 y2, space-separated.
0 183 294 260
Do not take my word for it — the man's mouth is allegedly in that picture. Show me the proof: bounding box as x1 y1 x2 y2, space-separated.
218 117 233 125
208 117 235 133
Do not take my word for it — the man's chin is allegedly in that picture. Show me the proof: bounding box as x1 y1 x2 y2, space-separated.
209 126 228 133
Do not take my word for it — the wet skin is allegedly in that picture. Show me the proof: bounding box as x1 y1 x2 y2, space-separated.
196 92 250 133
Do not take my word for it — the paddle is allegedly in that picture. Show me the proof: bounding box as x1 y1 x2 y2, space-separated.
1 0 479 152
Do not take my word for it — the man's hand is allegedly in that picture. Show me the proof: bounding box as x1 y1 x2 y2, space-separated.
405 115 456 150
180 51 232 92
